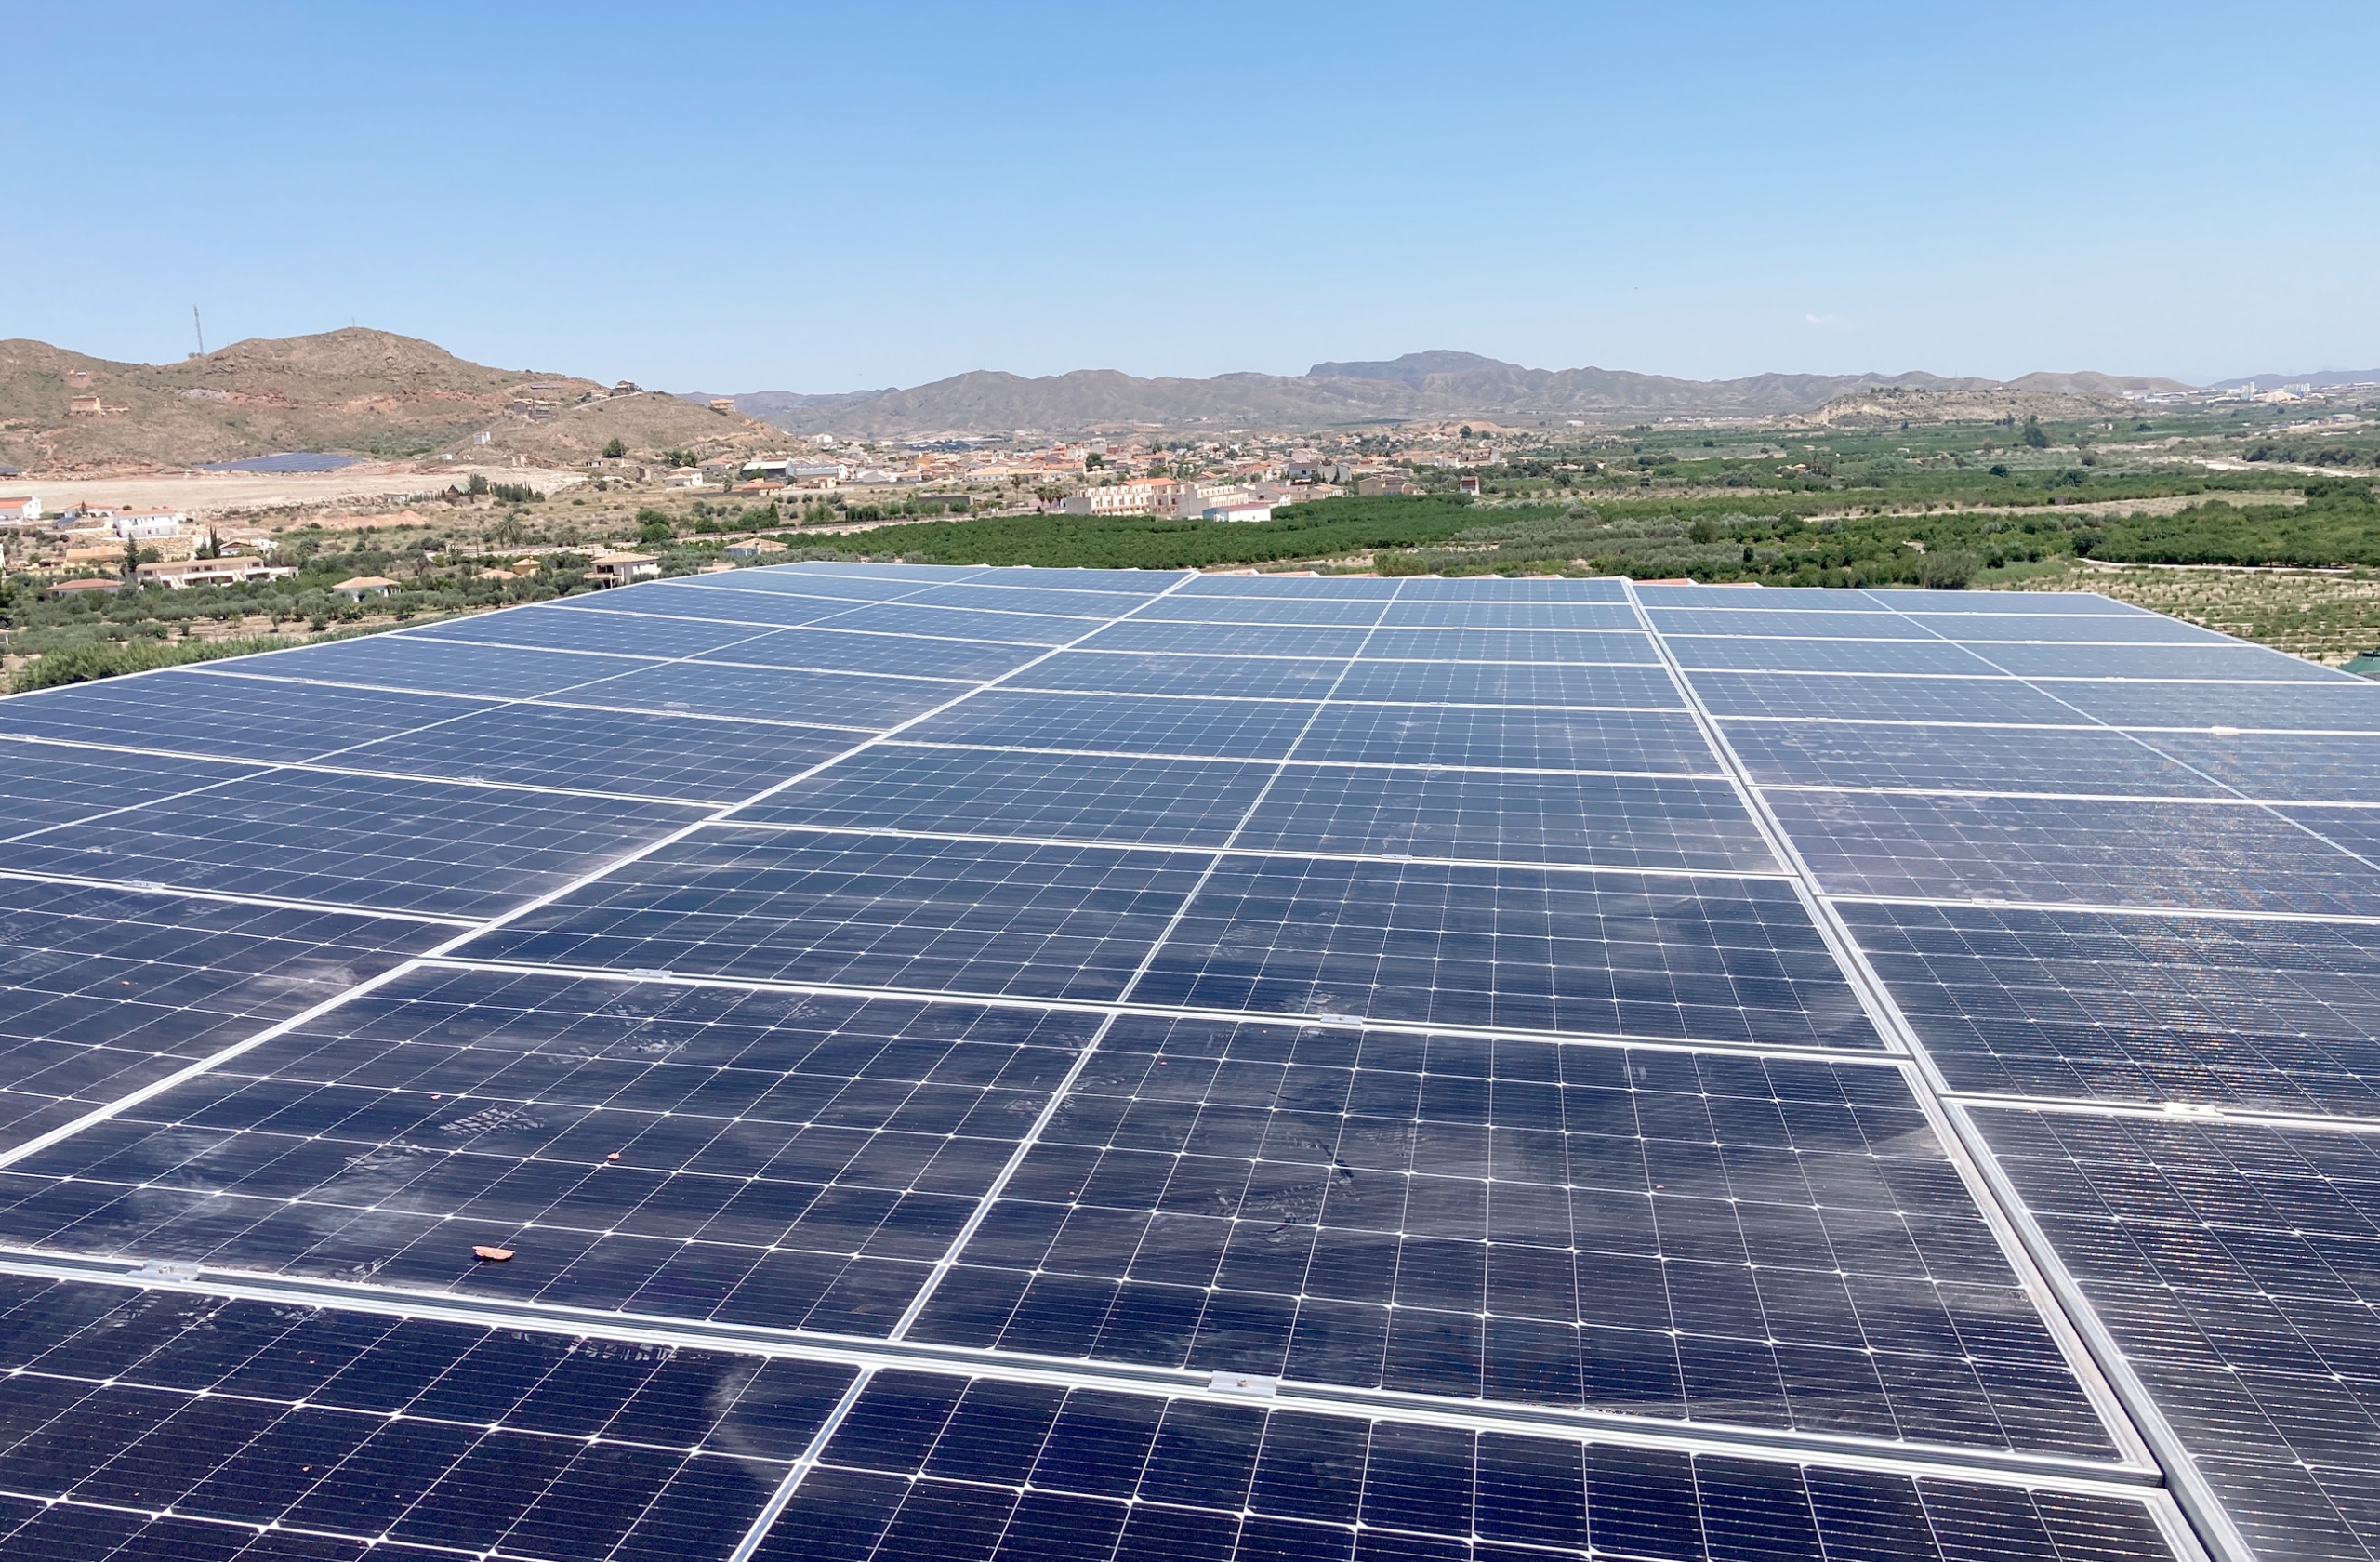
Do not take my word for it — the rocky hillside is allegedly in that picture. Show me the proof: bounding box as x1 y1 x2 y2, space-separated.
711 351 2199 437
0 329 784 474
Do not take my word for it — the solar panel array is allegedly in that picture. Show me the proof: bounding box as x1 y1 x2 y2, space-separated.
3 562 2368 1562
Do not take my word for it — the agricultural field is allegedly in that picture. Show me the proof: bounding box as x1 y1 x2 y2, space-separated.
9 404 2380 687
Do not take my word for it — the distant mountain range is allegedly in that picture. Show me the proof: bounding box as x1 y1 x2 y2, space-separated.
0 328 776 474
696 351 2199 437
2211 369 2380 390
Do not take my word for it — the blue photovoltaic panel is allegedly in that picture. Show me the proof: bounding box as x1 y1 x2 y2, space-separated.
1765 788 2380 915
2049 678 2380 731
1978 1109 2380 1562
1648 609 1920 639
1080 619 1381 657
0 741 261 838
1637 584 1880 610
1668 638 2002 676
1135 862 1882 1047
696 626 1045 680
737 747 1279 847
1136 594 1388 627
0 970 1104 1330
1687 672 2083 723
910 1017 2106 1452
903 690 1324 759
331 702 864 802
1977 641 2350 682
1289 706 1720 772
547 578 905 624
0 1276 854 1562
1376 599 1642 629
902 581 1172 618
818 602 1107 645
1842 900 2380 1116
2147 731 2380 801
0 668 496 762
1009 650 1350 699
242 634 658 697
4 769 702 919
0 879 445 1151
1915 616 2232 645
1329 657 1686 708
755 1368 2175 1562
408 605 781 658
543 659 967 727
1234 767 1780 872
1722 721 2225 795
0 565 2287 1562
474 827 1212 1001
1863 589 2151 615
1357 628 1659 664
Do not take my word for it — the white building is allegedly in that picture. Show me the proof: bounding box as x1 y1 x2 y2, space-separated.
1203 503 1274 523
111 508 186 539
0 496 38 523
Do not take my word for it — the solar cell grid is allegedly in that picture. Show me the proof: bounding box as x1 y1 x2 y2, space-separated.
1136 594 1390 627
2051 679 2380 731
1133 859 1882 1047
1374 599 1643 629
903 689 1325 759
1329 657 1686 708
1288 704 1719 772
1724 721 2225 796
247 634 661 698
736 747 1278 847
1006 650 1350 699
4 769 706 920
550 581 899 627
1357 627 1661 664
1862 590 2152 616
0 1276 855 1562
1974 642 2349 682
694 627 1044 680
539 660 967 727
1919 617 2233 645
328 702 865 803
0 880 444 1152
1844 901 2380 1116
1232 766 1780 873
1978 1109 2380 1562
1080 619 1380 657
756 1369 2177 1562
0 971 1104 1330
1686 672 2082 723
0 669 496 762
406 605 781 658
902 582 1171 618
819 602 1108 645
0 741 262 839
1669 638 2003 676
0 565 2277 1562
474 828 1213 1001
911 1016 2107 1453
1767 788 2380 916
2149 732 2380 801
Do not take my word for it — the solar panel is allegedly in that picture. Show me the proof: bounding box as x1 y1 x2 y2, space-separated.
23 560 2362 1562
1976 1108 2380 1562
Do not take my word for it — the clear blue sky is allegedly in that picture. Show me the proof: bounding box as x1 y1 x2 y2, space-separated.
8 2 2373 392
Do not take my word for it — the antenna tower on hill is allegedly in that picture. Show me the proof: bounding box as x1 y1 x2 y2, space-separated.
192 306 205 359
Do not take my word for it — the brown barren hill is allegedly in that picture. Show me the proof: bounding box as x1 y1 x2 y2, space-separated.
0 327 784 475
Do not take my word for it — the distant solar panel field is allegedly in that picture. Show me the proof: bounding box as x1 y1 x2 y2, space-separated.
2 561 2364 1562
